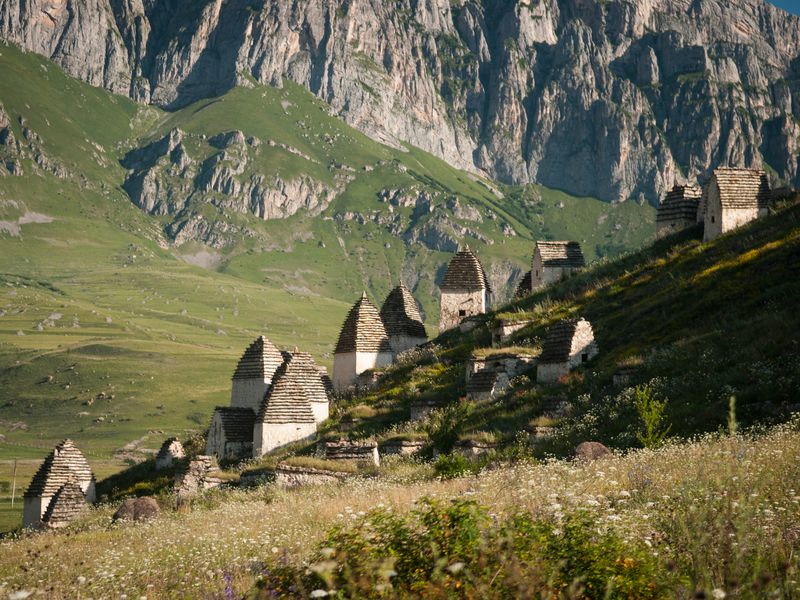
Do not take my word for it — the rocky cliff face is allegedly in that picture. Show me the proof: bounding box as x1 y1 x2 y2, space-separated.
119 127 340 247
3 0 800 201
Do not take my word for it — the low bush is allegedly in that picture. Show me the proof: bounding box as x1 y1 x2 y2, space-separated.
432 453 483 479
251 498 668 598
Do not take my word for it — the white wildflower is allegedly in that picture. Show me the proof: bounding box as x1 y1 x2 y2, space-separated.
447 562 466 574
712 589 726 599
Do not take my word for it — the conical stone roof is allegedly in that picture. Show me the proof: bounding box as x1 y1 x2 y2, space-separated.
534 241 585 268
41 479 89 528
232 336 285 381
466 370 500 394
441 247 491 293
380 284 427 339
334 293 392 354
24 439 94 498
657 184 702 222
288 351 330 405
709 168 771 209
258 358 316 425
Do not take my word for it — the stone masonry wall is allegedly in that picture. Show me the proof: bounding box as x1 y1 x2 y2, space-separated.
439 290 486 332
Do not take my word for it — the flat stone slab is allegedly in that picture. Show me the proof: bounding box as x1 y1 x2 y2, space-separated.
274 464 351 488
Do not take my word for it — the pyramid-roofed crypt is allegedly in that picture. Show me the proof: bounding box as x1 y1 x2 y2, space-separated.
710 168 771 209
441 246 492 293
380 284 427 339
535 241 586 269
258 357 316 425
335 292 393 354
41 480 89 528
232 335 285 381
657 184 702 223
539 318 594 364
24 439 94 499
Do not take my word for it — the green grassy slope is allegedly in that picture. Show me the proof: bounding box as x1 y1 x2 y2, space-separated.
0 38 653 483
310 201 800 457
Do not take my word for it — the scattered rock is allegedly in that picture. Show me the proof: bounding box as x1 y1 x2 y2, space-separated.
113 497 160 523
575 441 612 461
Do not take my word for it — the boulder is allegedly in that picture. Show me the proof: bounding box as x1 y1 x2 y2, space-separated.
113 496 160 523
575 441 612 461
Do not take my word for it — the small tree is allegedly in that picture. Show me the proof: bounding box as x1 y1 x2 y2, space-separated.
424 402 472 454
634 384 671 448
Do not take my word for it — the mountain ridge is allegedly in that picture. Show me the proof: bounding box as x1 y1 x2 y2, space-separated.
3 0 800 202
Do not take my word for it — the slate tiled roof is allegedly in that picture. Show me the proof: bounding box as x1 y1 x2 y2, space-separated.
213 407 257 442
232 336 285 381
287 351 330 405
709 168 771 209
334 293 392 354
380 284 427 339
514 271 532 298
466 370 500 394
258 359 316 424
656 184 702 222
441 247 492 293
535 241 585 268
539 318 592 364
24 439 94 498
317 368 334 396
41 480 89 527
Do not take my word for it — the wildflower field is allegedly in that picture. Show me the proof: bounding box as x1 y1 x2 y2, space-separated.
2 420 799 598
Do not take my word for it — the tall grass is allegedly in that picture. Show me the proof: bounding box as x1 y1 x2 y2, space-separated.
1 420 799 598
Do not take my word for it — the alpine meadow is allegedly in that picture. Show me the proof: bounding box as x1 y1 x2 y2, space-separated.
0 1 799 599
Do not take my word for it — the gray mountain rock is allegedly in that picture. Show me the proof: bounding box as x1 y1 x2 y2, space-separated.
119 127 338 243
3 0 800 200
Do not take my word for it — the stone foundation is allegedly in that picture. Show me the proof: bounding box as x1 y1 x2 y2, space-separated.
453 439 497 458
274 464 349 488
466 353 537 383
379 439 426 456
410 399 443 421
174 455 223 505
323 440 380 467
492 319 533 345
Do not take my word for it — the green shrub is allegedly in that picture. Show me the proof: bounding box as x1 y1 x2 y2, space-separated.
432 453 483 479
634 384 671 449
423 402 472 454
251 498 669 598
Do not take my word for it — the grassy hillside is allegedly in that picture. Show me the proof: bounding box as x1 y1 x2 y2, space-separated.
0 38 655 472
300 200 800 458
